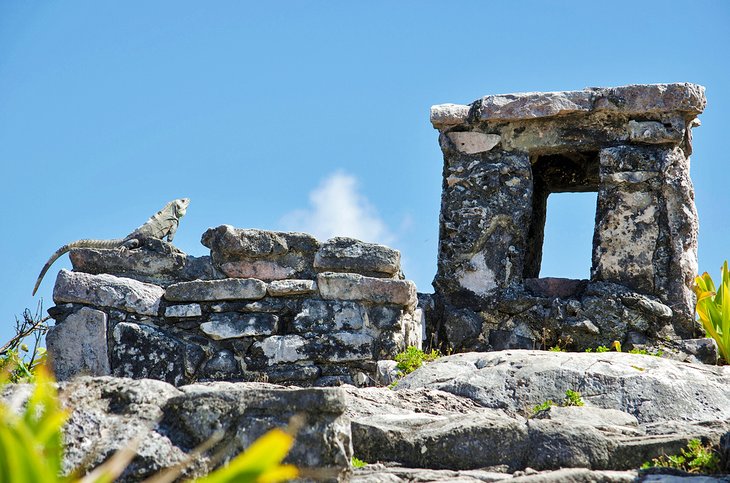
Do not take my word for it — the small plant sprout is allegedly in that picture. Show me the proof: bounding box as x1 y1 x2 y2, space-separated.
394 347 441 376
351 457 368 469
532 400 556 415
563 389 584 407
641 439 720 474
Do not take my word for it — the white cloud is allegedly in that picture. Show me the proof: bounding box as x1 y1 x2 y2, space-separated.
280 171 394 245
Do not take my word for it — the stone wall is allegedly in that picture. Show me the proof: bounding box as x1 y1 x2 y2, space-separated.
46 225 421 386
430 83 706 352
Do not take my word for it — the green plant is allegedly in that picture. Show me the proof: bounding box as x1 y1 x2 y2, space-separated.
593 345 609 353
0 304 50 382
532 400 555 414
351 457 367 469
394 347 441 376
694 261 730 363
548 346 565 352
641 439 720 474
563 389 584 407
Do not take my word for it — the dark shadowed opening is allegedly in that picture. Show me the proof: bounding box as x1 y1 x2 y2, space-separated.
523 151 599 279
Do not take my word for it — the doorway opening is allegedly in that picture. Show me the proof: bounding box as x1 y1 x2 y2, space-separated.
523 151 599 279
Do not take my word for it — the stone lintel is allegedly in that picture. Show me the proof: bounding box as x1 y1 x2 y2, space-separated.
430 83 705 128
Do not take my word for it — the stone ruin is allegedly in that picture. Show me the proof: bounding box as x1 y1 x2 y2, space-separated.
45 82 712 387
46 225 421 386
429 83 707 353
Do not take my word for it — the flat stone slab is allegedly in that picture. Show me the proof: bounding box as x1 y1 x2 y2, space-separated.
314 237 401 276
200 313 279 339
164 303 202 318
395 350 730 424
165 279 266 301
430 83 706 127
317 272 417 308
201 224 320 259
267 279 317 296
53 269 164 316
69 247 218 286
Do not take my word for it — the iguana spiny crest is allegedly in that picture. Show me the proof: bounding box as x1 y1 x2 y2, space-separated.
32 198 190 296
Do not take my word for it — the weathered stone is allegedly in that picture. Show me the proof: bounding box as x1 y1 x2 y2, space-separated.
443 83 707 123
0 377 351 481
201 225 319 280
111 322 204 386
200 350 239 379
165 278 266 302
53 269 164 316
396 350 730 424
446 132 501 154
524 278 587 298
429 103 470 128
292 299 366 334
368 305 403 330
202 224 320 258
432 84 704 351
254 335 309 364
164 303 202 318
46 307 110 380
219 259 301 281
314 237 401 276
628 120 683 144
267 279 317 296
70 245 219 286
318 272 417 308
200 313 278 339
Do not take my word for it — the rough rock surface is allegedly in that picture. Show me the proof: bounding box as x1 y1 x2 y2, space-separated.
396 350 730 423
344 351 730 476
53 269 164 316
46 307 111 380
314 237 401 277
69 244 219 287
1 378 352 482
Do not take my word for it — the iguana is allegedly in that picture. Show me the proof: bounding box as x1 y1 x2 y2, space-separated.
32 198 190 295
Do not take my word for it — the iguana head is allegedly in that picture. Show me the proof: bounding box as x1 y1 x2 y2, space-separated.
172 198 190 218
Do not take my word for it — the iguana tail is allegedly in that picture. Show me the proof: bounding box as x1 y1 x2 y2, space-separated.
32 238 126 296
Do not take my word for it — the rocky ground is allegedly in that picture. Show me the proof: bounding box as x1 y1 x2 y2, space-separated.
3 350 729 482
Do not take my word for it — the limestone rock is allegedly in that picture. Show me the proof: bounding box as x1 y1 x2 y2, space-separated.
446 132 502 154
201 225 319 280
70 245 219 286
292 299 366 334
267 279 317 296
53 269 164 316
164 303 202 318
429 103 470 128
318 272 417 308
46 307 111 380
111 322 204 386
314 237 401 277
396 350 730 424
0 377 351 482
165 278 266 301
200 313 279 339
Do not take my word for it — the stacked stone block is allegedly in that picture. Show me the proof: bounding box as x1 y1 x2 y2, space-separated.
430 83 706 352
47 225 421 386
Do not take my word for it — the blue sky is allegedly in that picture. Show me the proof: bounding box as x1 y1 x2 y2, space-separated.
1 1 728 344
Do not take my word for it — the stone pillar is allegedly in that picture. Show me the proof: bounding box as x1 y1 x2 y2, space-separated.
434 143 532 301
594 146 698 337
